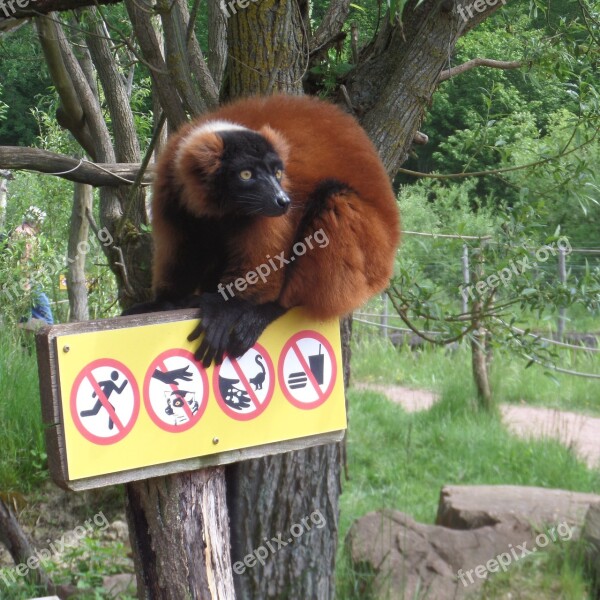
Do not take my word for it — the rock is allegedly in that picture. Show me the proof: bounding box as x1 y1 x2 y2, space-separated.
103 573 136 596
559 332 598 349
388 331 427 350
107 519 129 541
436 485 600 536
346 509 536 600
583 502 600 593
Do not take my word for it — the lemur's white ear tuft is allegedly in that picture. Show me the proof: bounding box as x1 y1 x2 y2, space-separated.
259 125 290 165
175 130 224 179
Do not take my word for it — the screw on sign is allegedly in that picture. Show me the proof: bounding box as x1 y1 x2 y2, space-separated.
70 359 140 445
213 344 275 420
144 349 209 433
278 331 337 409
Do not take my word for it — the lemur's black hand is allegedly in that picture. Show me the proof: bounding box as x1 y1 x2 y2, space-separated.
188 294 286 368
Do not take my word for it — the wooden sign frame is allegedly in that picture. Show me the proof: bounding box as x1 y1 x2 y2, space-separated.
36 309 346 491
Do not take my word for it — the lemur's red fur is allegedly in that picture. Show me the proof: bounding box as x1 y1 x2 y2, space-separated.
151 94 399 320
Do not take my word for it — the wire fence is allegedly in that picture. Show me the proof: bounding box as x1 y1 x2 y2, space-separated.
354 230 600 379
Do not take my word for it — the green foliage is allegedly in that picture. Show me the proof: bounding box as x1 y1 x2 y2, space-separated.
0 335 46 491
0 536 134 599
0 26 51 146
397 179 498 293
46 537 134 596
405 1 600 216
502 109 600 248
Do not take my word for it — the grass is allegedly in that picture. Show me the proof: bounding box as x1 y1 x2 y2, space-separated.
478 540 590 599
0 332 46 491
351 332 600 416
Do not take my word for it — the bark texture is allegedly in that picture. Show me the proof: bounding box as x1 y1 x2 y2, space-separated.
125 468 235 600
226 0 306 98
227 448 341 600
344 0 505 176
67 182 92 321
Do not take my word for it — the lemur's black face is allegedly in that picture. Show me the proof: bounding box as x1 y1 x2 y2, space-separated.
215 130 290 217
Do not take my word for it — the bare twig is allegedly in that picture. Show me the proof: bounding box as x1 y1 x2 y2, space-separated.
439 58 527 82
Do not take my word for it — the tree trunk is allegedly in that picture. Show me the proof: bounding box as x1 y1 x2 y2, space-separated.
471 317 493 410
225 0 306 98
470 245 493 410
223 3 344 598
125 468 235 599
66 182 92 321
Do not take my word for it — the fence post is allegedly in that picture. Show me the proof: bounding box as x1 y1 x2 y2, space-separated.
461 244 470 314
557 246 567 341
381 292 389 339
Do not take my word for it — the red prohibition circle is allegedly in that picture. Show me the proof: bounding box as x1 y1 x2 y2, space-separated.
70 358 140 445
144 348 209 433
213 344 275 421
278 330 337 410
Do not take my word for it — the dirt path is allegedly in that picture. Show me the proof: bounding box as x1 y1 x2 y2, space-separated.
501 405 600 469
354 383 600 469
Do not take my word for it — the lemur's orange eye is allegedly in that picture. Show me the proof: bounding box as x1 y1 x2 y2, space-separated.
240 170 253 180
275 169 283 180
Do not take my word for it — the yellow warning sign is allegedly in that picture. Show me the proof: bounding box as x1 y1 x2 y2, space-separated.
54 308 346 481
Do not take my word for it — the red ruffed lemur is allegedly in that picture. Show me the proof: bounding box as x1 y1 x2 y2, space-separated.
124 94 400 367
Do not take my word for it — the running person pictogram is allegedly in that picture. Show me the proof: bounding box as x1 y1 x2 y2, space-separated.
79 370 128 430
70 359 140 445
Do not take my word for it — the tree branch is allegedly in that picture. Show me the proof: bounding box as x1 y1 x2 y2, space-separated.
124 0 188 130
439 58 526 82
1 0 120 22
309 0 351 55
35 15 96 158
0 147 151 186
174 0 219 108
207 0 227 91
155 0 209 117
83 8 141 163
